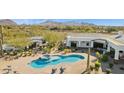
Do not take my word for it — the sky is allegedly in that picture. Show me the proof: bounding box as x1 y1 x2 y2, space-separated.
12 19 124 26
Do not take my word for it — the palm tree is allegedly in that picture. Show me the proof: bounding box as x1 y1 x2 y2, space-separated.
84 39 108 73
82 47 91 74
86 47 91 72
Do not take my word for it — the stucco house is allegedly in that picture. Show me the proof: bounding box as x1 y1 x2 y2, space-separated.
2 44 18 51
30 36 44 46
66 31 124 60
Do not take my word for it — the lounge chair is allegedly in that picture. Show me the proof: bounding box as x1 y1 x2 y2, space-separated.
59 67 66 74
51 68 57 74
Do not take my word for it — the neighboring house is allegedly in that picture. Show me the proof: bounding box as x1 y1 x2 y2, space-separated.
2 44 18 51
66 32 124 60
30 36 44 46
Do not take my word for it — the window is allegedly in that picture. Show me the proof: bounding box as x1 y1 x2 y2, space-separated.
86 42 89 46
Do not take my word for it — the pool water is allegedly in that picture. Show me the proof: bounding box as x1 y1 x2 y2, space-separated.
30 54 85 68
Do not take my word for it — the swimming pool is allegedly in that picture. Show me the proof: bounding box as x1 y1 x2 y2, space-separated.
30 54 85 68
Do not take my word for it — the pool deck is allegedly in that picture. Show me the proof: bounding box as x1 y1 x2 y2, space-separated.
0 53 97 74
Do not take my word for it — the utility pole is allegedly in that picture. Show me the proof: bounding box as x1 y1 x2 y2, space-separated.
0 25 3 57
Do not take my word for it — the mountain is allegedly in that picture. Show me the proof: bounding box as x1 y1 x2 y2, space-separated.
40 20 63 27
64 22 95 26
0 19 17 25
40 20 95 27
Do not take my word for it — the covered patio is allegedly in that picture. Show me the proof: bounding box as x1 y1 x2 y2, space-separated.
66 33 124 60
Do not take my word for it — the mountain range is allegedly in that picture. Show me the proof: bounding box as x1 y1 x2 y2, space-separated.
40 20 95 26
0 19 95 26
1 19 124 26
0 19 17 25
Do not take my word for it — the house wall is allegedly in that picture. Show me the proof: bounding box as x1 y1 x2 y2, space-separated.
80 41 93 48
66 35 124 60
67 41 93 48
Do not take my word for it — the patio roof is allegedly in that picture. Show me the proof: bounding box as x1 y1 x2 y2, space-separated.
67 33 124 46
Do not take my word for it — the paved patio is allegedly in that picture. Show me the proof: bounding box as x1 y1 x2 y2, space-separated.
101 57 124 74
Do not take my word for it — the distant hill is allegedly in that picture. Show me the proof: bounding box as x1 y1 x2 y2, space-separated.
0 19 95 26
40 20 63 27
0 19 17 25
40 20 95 27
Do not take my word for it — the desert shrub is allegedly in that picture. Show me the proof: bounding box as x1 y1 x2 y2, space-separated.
13 55 19 59
3 26 66 48
4 53 8 56
58 47 64 51
96 51 101 58
17 53 22 57
9 51 17 56
105 52 111 55
58 43 65 51
42 47 51 53
26 51 32 56
71 49 76 52
95 61 101 71
109 63 114 68
105 68 112 74
95 61 101 68
22 52 27 57
101 54 109 62
90 65 94 71
64 49 71 53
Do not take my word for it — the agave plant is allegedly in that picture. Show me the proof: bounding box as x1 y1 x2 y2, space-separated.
95 61 101 71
